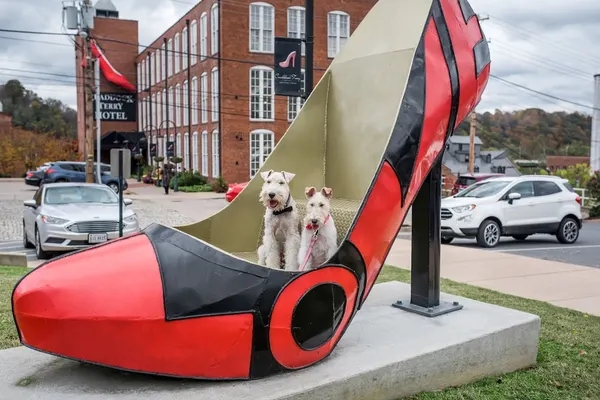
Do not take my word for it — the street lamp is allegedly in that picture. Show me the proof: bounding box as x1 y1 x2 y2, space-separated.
157 119 178 192
135 136 147 182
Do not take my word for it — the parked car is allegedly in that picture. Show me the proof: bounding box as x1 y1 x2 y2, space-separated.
440 175 582 248
43 161 127 193
24 163 55 187
451 173 504 195
226 182 248 202
22 183 140 260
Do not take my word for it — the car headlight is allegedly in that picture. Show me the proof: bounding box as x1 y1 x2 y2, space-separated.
41 215 70 225
452 204 476 214
123 215 138 224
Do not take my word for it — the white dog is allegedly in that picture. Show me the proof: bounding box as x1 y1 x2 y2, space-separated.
257 170 301 271
297 187 338 271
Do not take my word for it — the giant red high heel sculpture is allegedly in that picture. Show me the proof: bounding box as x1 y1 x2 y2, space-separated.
12 0 490 380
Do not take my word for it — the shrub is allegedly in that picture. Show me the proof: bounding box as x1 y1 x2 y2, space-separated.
586 170 600 200
178 184 213 193
589 204 600 219
211 176 229 193
176 171 207 187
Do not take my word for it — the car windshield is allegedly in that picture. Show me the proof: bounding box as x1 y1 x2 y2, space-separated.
454 180 510 198
457 176 477 186
44 186 118 205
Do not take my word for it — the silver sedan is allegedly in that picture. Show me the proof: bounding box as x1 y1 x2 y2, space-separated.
23 183 140 260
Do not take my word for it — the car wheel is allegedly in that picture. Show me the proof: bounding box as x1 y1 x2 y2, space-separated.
557 217 579 244
512 235 528 241
35 227 50 260
23 222 34 249
477 219 501 248
108 182 119 193
441 237 454 244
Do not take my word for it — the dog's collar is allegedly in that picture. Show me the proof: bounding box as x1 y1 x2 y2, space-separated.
272 194 293 216
305 215 330 230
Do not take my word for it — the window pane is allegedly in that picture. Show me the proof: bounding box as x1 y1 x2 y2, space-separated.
508 182 535 198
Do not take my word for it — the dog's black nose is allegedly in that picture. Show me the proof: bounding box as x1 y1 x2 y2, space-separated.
268 192 276 199
311 218 318 224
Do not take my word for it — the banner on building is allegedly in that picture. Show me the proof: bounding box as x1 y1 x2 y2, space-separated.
166 141 175 158
274 37 303 97
150 143 157 157
93 93 137 122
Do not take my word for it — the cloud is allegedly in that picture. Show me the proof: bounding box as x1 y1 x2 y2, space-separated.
0 0 598 116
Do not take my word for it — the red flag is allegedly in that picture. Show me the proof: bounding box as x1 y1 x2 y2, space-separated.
91 40 135 92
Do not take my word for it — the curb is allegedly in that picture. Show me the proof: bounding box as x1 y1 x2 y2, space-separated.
0 252 27 267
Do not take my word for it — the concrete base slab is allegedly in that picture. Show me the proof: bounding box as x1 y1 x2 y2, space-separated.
0 282 540 400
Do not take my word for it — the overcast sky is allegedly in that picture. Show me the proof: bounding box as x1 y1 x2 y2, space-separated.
0 0 599 115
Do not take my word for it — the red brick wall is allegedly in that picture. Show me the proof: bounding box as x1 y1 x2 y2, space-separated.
546 156 590 172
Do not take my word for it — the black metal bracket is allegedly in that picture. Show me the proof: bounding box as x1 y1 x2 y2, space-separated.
392 158 463 317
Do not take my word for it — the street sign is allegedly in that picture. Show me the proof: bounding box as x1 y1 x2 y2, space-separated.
166 141 175 158
274 37 303 97
110 149 131 178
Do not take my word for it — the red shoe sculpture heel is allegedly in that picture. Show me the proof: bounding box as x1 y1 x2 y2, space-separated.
12 0 490 380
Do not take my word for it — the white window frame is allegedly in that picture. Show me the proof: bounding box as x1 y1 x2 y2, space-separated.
141 59 146 89
328 11 350 58
161 43 166 81
201 131 209 176
162 89 167 127
200 12 208 61
249 66 274 121
167 39 173 77
249 129 275 178
211 67 219 122
176 133 182 162
183 132 190 170
150 53 155 86
288 69 305 121
201 72 208 123
191 77 198 124
152 94 157 125
158 134 163 159
249 2 274 53
183 80 189 126
287 6 306 55
192 132 199 172
138 101 142 130
156 91 162 128
211 4 219 55
182 27 188 70
174 33 180 74
168 86 174 126
190 20 198 65
212 130 220 178
176 84 182 127
137 63 141 92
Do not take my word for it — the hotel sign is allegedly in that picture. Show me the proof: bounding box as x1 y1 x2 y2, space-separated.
94 93 137 122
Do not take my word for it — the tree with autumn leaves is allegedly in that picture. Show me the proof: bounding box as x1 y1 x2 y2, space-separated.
0 126 77 177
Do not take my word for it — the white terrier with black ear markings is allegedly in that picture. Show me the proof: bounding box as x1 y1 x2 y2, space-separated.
297 187 338 271
257 170 301 271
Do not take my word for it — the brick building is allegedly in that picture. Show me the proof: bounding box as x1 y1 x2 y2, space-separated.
75 0 138 160
136 0 377 184
545 155 590 172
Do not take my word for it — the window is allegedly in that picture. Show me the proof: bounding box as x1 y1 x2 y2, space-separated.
183 81 189 126
288 69 305 121
182 27 188 70
192 132 199 172
250 3 274 53
250 66 274 120
138 101 142 130
137 63 141 92
328 11 349 58
287 6 305 55
174 33 180 74
191 77 198 124
202 131 209 176
201 72 208 123
162 89 167 126
161 43 166 81
156 91 162 127
151 94 156 125
200 13 208 61
211 67 219 121
211 4 219 55
190 20 198 65
176 133 182 161
175 84 181 127
507 181 535 199
167 39 173 77
150 53 154 86
168 86 174 125
534 181 562 196
158 134 163 158
250 130 274 178
141 59 146 89
184 132 190 170
212 130 219 178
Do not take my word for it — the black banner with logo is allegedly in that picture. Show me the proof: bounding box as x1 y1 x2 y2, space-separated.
150 143 157 157
166 141 175 157
93 93 137 122
274 37 303 97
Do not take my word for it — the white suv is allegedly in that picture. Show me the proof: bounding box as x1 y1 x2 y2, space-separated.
440 175 582 248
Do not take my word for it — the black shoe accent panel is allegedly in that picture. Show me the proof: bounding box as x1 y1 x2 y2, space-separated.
457 0 476 23
328 240 367 304
473 37 491 78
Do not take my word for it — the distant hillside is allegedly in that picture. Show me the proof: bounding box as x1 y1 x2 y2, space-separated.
0 79 77 138
454 108 591 160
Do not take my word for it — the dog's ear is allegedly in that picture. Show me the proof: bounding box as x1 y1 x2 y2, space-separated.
321 187 333 199
305 187 317 198
260 170 273 181
281 171 296 183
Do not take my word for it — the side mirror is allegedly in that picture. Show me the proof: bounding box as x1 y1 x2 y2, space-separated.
507 192 521 205
23 200 37 209
123 198 133 206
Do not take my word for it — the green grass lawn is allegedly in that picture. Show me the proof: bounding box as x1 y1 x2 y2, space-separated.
1 266 599 399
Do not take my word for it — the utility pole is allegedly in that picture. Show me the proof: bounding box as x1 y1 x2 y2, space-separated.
187 19 193 171
164 37 169 161
95 58 101 182
83 0 95 183
304 0 314 99
147 52 153 165
469 111 476 175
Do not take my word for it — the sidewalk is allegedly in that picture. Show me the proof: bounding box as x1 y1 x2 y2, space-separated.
386 239 600 317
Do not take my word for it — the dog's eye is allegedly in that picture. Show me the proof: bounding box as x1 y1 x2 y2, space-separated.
319 203 324 207
279 181 284 185
266 181 271 184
